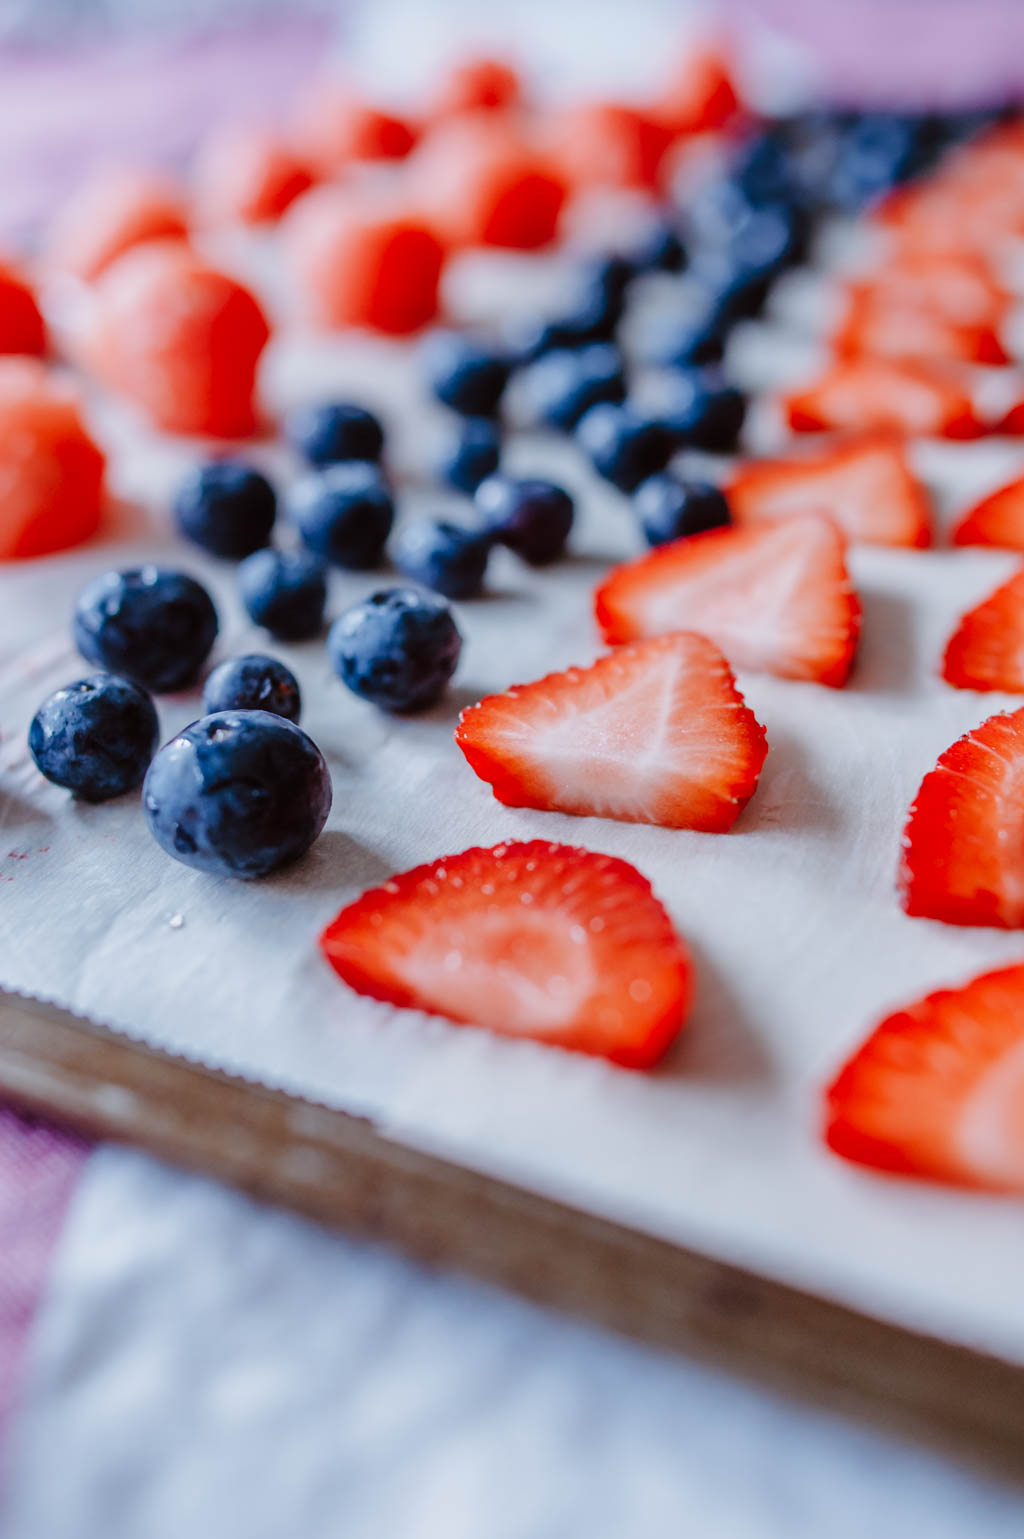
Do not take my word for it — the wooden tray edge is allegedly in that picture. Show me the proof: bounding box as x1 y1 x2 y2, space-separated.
1 987 1022 1473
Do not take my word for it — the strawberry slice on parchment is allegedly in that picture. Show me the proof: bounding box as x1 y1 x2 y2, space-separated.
595 516 860 687
901 707 1024 928
321 840 693 1068
455 632 767 832
825 964 1024 1193
727 435 931 550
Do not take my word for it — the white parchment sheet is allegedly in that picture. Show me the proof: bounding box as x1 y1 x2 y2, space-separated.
4 242 1024 1366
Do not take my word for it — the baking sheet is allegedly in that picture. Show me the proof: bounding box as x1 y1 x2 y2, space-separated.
4 238 1024 1367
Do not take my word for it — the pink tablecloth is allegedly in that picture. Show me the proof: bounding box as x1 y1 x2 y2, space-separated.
0 1113 83 1440
0 13 330 242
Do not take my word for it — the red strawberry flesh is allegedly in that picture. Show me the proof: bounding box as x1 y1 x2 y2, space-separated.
595 515 860 687
727 435 931 549
320 840 692 1067
901 707 1024 928
456 632 767 831
825 963 1024 1191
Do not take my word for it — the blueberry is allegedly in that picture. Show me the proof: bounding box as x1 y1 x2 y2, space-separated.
576 403 673 493
510 275 625 362
828 114 929 211
552 274 625 344
659 369 747 453
779 110 853 206
421 330 510 418
729 200 808 277
699 259 772 324
392 518 490 599
474 476 574 565
941 106 1010 145
582 252 634 303
284 402 384 467
634 474 731 547
288 463 393 569
685 175 756 248
143 711 332 879
436 417 501 495
328 588 461 713
646 293 730 369
524 344 626 432
238 548 327 641
202 654 301 723
730 130 799 208
626 218 687 274
74 568 218 694
688 171 808 282
690 208 806 328
28 673 159 802
172 461 276 560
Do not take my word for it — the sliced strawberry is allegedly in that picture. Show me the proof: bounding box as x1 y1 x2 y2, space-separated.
901 707 1024 928
825 964 1024 1191
85 241 270 438
880 185 1024 258
877 146 1024 255
553 102 675 192
320 839 692 1067
456 633 767 832
410 117 567 250
595 516 860 687
432 57 522 117
954 476 1024 548
0 260 46 356
0 359 105 559
284 186 444 335
834 294 1008 368
292 80 417 176
727 435 931 549
194 124 315 225
46 167 189 282
784 358 984 440
942 567 1024 692
843 254 1008 328
655 46 740 135
993 397 1024 436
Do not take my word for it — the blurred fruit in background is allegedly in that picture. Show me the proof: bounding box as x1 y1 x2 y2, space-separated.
284 185 444 332
193 124 315 225
46 165 189 281
83 241 269 437
0 359 105 559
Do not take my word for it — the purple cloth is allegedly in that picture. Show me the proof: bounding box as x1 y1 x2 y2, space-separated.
0 1111 84 1442
738 0 1024 108
0 14 330 242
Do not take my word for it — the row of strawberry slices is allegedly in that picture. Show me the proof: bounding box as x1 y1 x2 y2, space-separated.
312 98 1024 1194
319 669 1024 1192
0 39 738 437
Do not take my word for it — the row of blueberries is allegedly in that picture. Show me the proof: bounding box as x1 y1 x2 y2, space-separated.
29 650 334 880
648 109 1007 371
180 452 577 607
178 392 734 619
29 673 335 882
169 105 987 620
26 562 468 877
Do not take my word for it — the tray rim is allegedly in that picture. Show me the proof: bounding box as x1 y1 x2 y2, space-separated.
1 984 1022 1475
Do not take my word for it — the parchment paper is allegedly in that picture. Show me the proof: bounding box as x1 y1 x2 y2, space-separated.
4 238 1024 1367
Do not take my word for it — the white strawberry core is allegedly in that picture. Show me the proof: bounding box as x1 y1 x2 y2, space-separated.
957 1038 1024 1189
402 913 595 1036
643 525 821 675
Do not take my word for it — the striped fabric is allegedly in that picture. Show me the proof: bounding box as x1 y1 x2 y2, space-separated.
0 1113 84 1443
